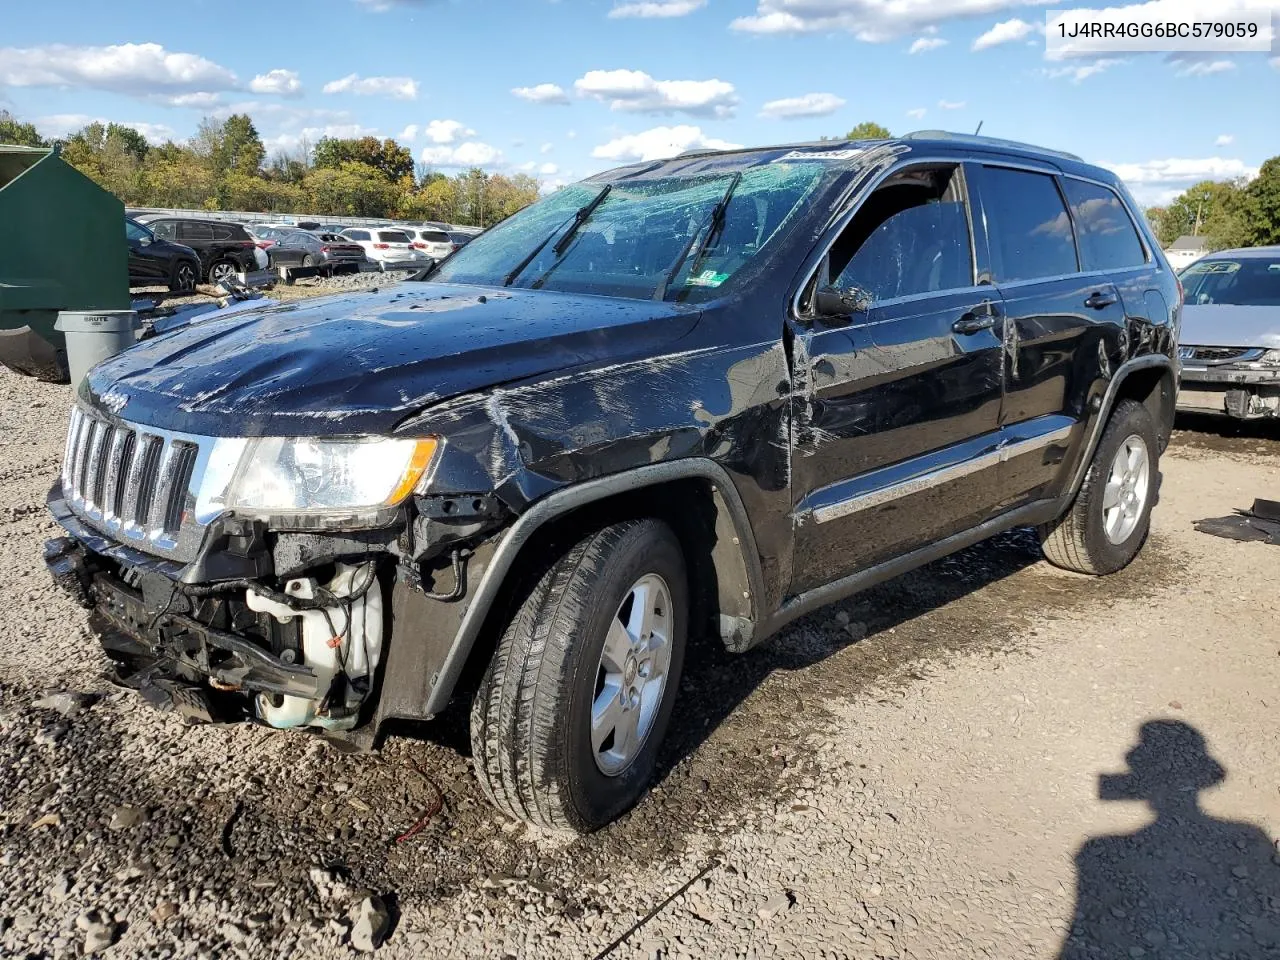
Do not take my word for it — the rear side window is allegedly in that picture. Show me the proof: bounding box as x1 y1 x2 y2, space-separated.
179 221 214 241
1061 179 1146 271
379 231 410 243
212 223 246 241
150 221 176 240
981 167 1078 282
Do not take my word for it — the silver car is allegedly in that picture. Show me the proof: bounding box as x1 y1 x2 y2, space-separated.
1177 246 1280 420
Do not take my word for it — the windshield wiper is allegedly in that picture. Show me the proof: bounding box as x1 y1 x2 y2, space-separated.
502 184 612 287
651 172 742 302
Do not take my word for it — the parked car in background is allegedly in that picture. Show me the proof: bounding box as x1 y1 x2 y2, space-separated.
448 231 474 249
338 227 427 270
404 227 457 261
56 135 1179 834
125 218 201 292
248 227 365 275
137 217 258 285
1176 246 1280 420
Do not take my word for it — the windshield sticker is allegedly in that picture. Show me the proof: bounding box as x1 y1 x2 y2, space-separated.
772 148 865 163
687 269 730 288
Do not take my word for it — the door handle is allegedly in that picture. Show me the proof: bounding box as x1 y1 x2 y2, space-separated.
1084 291 1118 310
952 313 999 335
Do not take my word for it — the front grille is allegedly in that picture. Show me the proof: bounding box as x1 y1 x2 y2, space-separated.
1179 346 1266 364
61 406 204 556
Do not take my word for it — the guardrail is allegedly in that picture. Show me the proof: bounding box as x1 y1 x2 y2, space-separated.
124 206 482 235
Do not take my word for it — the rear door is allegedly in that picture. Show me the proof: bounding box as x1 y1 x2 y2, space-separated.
970 163 1127 505
789 161 1008 592
176 220 215 269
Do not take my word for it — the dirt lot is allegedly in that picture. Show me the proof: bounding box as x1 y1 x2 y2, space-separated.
1 363 1278 960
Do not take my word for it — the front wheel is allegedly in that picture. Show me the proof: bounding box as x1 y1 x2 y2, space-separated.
471 518 687 832
208 260 237 285
170 260 197 293
1040 398 1158 575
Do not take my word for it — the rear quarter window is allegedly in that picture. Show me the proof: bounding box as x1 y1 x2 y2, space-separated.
981 166 1078 282
1061 179 1146 271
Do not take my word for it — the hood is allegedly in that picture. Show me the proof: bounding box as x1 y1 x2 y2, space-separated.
86 283 700 436
1180 304 1280 349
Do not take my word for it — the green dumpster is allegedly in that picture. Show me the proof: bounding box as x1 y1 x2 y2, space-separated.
0 145 130 381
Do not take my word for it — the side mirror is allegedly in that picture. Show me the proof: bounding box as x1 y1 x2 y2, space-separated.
813 285 870 319
138 235 152 247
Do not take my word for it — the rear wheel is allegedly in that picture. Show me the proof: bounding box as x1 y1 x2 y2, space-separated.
301 254 316 268
208 260 237 285
470 518 687 832
1040 398 1158 575
169 260 197 293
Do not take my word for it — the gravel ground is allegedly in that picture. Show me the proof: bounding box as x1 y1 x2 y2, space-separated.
1 365 1278 959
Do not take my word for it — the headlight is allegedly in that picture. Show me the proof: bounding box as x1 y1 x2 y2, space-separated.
201 436 438 523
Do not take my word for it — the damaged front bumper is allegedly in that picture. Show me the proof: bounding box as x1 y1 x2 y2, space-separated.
44 481 386 733
1176 362 1280 419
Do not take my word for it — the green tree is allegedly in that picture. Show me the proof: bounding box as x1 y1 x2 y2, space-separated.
1153 179 1251 250
303 161 399 217
217 114 266 176
0 110 47 147
1243 157 1280 246
312 136 413 182
845 121 892 140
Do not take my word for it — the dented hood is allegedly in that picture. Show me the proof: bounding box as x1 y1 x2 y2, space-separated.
85 283 701 436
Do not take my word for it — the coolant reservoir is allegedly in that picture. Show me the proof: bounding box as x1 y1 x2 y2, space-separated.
244 562 383 730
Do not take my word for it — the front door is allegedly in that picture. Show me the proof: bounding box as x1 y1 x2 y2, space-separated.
789 162 1006 594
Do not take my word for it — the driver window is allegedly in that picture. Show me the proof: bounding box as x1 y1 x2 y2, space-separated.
828 165 974 305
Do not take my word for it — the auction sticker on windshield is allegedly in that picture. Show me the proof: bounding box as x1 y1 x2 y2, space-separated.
687 269 731 288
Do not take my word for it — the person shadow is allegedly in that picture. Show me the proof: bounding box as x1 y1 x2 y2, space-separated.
1060 720 1280 959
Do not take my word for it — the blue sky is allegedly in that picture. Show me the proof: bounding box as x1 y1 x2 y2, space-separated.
1 0 1277 206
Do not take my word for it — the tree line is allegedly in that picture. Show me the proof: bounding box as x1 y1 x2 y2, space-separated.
1147 160 1280 251
0 110 539 227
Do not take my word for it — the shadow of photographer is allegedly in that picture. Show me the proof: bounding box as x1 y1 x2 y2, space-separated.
1060 720 1280 958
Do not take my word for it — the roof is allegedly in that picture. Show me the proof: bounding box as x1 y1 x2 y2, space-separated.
1197 245 1280 259
1169 235 1211 252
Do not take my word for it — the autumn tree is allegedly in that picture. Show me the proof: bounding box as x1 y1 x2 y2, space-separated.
312 136 413 182
845 121 892 139
0 110 46 147
1153 179 1252 250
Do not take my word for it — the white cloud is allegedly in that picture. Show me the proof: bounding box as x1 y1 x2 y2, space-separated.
1214 134 1234 146
128 121 178 143
166 91 222 108
322 73 418 100
1102 156 1259 204
574 69 738 118
567 129 578 139
420 141 505 168
249 68 302 97
1042 57 1125 82
0 42 237 97
512 83 570 104
425 119 475 143
972 17 1034 50
938 99 966 109
1272 56 1280 69
263 123 378 155
906 107 928 119
759 92 846 119
609 0 706 16
592 125 741 162
1175 59 1237 76
540 142 554 154
731 0 1054 42
539 162 560 175
399 124 419 141
909 37 948 53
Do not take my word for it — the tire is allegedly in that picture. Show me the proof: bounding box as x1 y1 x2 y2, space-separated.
207 260 237 285
1040 398 1158 575
170 260 197 293
471 518 688 833
301 254 316 268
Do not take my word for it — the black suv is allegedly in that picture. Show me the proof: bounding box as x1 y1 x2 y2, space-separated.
138 216 258 285
47 134 1179 832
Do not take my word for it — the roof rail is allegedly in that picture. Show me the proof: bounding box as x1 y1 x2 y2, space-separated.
901 130 1082 162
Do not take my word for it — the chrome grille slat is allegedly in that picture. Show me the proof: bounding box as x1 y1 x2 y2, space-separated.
60 404 213 562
